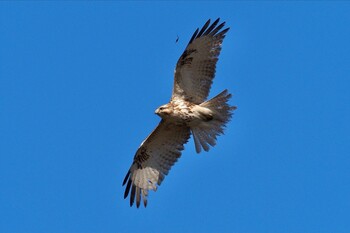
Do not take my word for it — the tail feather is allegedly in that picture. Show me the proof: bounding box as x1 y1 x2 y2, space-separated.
191 89 236 153
198 131 210 152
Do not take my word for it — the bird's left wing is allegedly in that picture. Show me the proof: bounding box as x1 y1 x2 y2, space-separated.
123 120 191 208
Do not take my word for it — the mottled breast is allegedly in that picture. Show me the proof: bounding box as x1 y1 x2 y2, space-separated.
169 99 195 122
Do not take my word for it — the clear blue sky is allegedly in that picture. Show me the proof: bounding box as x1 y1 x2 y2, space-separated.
1 2 350 233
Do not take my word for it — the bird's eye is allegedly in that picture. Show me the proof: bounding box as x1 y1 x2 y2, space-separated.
159 107 164 110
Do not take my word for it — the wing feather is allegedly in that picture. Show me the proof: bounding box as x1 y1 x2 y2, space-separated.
123 120 191 208
196 19 210 38
172 18 229 104
188 28 199 45
203 18 220 36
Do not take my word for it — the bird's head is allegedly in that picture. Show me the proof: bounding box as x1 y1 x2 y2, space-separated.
155 104 172 118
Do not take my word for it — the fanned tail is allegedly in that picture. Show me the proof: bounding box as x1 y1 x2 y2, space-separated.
191 89 236 153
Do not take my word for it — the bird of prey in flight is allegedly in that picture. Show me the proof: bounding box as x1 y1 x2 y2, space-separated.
123 18 236 208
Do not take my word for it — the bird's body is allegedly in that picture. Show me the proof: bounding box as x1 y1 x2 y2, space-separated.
123 18 236 208
155 99 198 125
156 99 196 123
157 92 232 127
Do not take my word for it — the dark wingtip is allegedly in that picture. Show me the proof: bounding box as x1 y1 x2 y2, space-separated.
214 17 220 25
188 28 199 45
187 18 229 45
217 27 230 38
197 19 211 38
122 170 130 186
203 18 220 36
124 178 132 199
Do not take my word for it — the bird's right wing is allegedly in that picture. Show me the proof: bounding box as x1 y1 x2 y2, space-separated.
123 120 191 208
172 18 230 104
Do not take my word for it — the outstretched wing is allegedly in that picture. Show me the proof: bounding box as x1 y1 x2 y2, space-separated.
172 18 230 104
122 120 191 208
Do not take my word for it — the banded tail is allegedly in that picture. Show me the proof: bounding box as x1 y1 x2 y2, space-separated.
191 89 236 153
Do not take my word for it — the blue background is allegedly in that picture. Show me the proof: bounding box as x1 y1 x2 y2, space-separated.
1 2 350 233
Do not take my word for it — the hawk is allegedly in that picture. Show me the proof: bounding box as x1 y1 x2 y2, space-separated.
123 18 236 208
